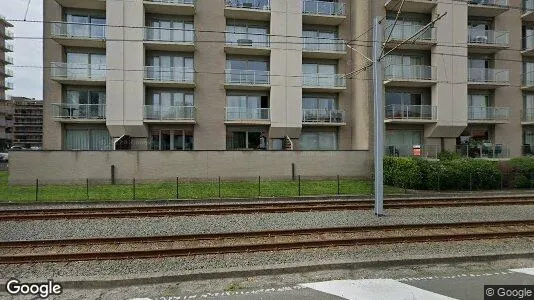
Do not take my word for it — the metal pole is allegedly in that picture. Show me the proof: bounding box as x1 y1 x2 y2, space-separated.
133 178 136 200
298 175 301 196
337 175 340 195
218 176 221 198
86 178 89 201
372 17 385 216
176 177 179 199
35 178 39 202
258 176 261 198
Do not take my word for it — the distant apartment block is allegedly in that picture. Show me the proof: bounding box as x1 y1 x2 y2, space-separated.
11 97 43 149
0 15 13 101
0 98 13 150
40 0 533 158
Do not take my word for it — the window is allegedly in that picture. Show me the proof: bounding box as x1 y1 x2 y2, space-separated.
227 130 265 150
66 14 105 38
523 24 534 50
226 22 269 47
303 27 338 51
150 129 193 151
385 13 431 40
146 18 194 42
299 131 338 150
226 94 269 120
146 90 194 120
65 129 111 150
468 94 490 120
303 62 337 86
147 54 194 82
386 131 422 156
65 89 106 119
385 91 428 119
66 52 106 78
226 58 269 84
468 19 492 43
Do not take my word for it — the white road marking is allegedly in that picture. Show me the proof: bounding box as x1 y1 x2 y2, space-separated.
510 268 534 276
301 279 458 300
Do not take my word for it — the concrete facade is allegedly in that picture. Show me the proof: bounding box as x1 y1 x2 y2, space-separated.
9 150 370 184
42 0 534 158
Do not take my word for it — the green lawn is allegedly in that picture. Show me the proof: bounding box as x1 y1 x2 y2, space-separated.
0 172 405 202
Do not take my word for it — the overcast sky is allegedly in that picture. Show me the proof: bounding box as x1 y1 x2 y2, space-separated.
1 0 43 100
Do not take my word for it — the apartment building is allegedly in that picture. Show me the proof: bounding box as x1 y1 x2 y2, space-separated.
41 0 533 157
11 97 43 149
0 99 13 150
0 15 13 101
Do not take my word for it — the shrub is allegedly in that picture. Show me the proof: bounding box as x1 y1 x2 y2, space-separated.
505 157 534 188
383 156 421 189
437 150 461 161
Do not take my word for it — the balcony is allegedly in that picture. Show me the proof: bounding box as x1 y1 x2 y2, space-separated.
467 68 509 89
523 0 534 21
224 69 270 90
0 68 13 77
384 65 437 87
302 37 346 59
50 62 106 85
302 109 346 126
467 29 509 53
302 73 346 92
144 0 195 15
384 0 437 13
2 29 13 40
385 105 437 123
52 103 106 123
144 27 195 52
523 108 534 125
143 105 196 124
2 42 13 52
468 0 509 17
0 81 13 90
54 0 105 10
522 72 534 91
225 0 271 21
302 0 346 26
384 25 436 50
467 106 510 124
0 56 13 65
456 144 509 159
144 66 195 88
225 107 270 125
385 144 440 159
225 33 270 56
51 22 106 48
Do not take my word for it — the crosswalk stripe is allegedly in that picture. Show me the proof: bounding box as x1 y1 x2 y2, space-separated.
301 279 458 300
510 268 534 276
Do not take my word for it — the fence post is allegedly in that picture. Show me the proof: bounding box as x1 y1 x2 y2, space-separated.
298 175 301 196
176 177 179 200
469 173 473 191
218 176 221 198
133 178 136 200
500 173 503 191
437 172 440 192
35 178 39 202
337 175 340 195
86 178 89 201
258 176 261 198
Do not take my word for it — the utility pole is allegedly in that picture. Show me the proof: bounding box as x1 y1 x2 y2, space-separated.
372 17 385 217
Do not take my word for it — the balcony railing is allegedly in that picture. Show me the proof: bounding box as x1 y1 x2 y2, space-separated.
146 0 195 4
385 23 435 42
302 37 346 52
2 68 13 77
51 22 106 39
4 29 13 39
524 108 534 122
51 63 106 80
469 0 508 7
144 66 195 83
468 29 509 46
302 73 346 88
52 103 106 120
302 0 345 16
456 144 509 159
468 68 509 84
524 71 534 87
384 65 436 81
385 144 440 159
302 109 345 123
385 104 437 120
225 0 271 10
225 107 270 121
145 27 194 43
468 106 510 121
3 43 13 52
1 56 13 64
144 105 196 121
226 32 270 48
225 69 270 85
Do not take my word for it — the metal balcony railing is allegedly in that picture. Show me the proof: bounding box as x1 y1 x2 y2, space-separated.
302 109 345 123
145 27 195 43
302 0 345 16
525 0 534 12
3 42 13 52
2 82 13 89
468 106 510 121
1 56 13 64
524 108 534 122
385 104 437 120
51 63 107 80
524 32 534 50
469 0 508 7
2 68 13 77
468 29 509 46
385 23 436 42
146 0 195 4
144 105 196 121
302 37 346 52
523 71 534 87
384 65 436 81
225 0 271 10
51 22 106 39
468 68 509 84
225 107 270 121
225 69 270 85
302 73 346 88
226 32 270 48
456 143 509 158
144 66 195 83
4 29 13 39
385 144 440 159
52 103 106 120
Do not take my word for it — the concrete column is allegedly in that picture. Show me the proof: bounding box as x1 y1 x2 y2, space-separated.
269 0 302 139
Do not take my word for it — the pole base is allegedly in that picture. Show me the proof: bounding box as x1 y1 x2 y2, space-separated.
374 212 388 217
